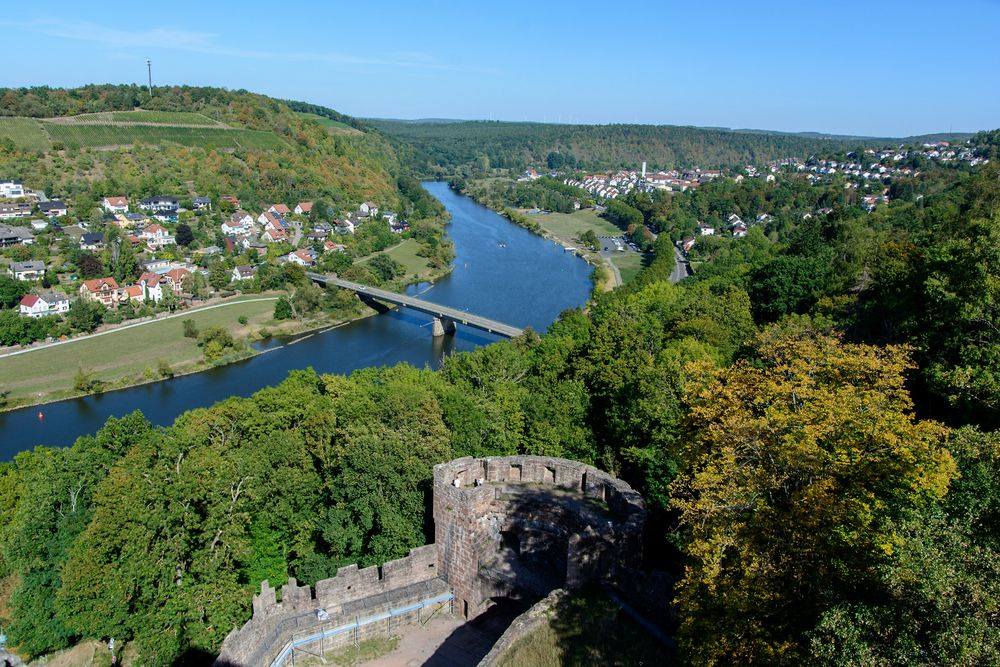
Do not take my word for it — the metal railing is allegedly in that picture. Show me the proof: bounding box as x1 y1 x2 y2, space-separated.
268 592 454 667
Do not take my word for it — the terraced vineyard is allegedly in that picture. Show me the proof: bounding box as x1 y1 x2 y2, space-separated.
17 120 288 150
297 112 362 134
0 117 51 151
109 110 217 124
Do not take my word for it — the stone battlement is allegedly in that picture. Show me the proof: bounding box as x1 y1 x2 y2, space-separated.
215 456 645 666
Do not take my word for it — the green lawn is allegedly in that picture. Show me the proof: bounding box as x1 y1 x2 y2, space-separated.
610 252 648 284
527 209 621 242
42 123 286 150
357 238 432 278
495 588 670 667
0 297 278 403
110 110 217 125
0 117 51 151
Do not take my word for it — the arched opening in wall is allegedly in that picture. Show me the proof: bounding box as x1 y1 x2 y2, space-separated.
543 466 555 484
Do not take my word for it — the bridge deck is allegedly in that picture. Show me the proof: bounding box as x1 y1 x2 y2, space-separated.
306 273 525 338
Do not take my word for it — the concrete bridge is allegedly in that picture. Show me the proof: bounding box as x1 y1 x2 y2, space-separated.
306 272 525 339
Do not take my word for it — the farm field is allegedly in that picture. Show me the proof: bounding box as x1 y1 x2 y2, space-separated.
297 112 363 134
0 297 279 404
42 122 286 149
0 117 51 151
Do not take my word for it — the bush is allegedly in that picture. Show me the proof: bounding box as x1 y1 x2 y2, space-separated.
273 296 293 320
182 318 199 338
238 315 249 325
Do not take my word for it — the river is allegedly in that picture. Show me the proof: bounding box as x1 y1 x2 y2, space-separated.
0 182 593 460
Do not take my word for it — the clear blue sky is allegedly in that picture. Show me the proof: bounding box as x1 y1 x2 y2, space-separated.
3 0 998 136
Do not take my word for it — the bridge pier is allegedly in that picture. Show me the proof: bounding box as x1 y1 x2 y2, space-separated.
431 317 457 337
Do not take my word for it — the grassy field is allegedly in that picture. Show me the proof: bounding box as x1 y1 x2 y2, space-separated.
495 588 670 667
297 112 362 134
527 208 622 241
609 252 647 284
42 122 286 150
109 110 217 125
0 117 51 151
0 297 278 404
357 238 433 279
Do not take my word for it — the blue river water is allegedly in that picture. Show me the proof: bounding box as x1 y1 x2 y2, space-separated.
0 182 593 459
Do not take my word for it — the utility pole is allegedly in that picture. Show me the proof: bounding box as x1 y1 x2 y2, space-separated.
146 59 153 97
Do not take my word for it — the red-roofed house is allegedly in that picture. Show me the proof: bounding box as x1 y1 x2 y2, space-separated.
261 226 288 243
161 268 191 296
18 292 70 318
294 202 313 215
268 204 291 216
80 277 120 308
140 223 175 249
123 285 145 303
287 249 316 267
137 272 164 303
102 196 129 213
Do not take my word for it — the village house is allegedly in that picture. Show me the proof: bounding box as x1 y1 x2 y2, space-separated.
261 226 288 243
0 203 32 220
0 180 25 199
30 219 49 231
286 248 316 267
140 223 175 250
139 196 179 213
8 260 46 281
323 240 346 253
102 196 129 213
136 272 164 303
294 202 313 215
18 292 70 318
79 277 120 308
220 195 240 208
80 232 104 251
681 237 697 254
37 201 67 217
697 222 715 236
231 265 257 282
193 196 212 210
268 204 291 217
161 268 190 296
123 284 145 303
358 202 379 218
336 219 356 234
0 224 34 247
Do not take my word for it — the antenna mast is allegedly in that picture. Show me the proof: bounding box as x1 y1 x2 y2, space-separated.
146 59 153 97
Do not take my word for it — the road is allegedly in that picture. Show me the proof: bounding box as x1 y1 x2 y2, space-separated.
306 273 525 338
671 246 691 283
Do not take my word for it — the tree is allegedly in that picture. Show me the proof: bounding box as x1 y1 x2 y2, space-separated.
309 199 330 223
0 276 28 308
208 262 230 291
77 252 104 279
273 296 293 320
671 327 955 665
182 319 198 338
368 254 404 283
175 223 194 247
66 298 104 333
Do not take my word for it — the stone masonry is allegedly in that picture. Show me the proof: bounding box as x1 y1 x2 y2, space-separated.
215 456 645 666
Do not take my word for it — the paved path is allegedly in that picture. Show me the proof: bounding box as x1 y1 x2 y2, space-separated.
671 246 691 283
0 297 278 360
307 273 524 338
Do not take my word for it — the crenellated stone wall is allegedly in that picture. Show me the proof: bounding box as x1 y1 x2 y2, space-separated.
215 456 645 666
433 455 645 620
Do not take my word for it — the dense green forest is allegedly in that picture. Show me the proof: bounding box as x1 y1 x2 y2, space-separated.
368 119 960 175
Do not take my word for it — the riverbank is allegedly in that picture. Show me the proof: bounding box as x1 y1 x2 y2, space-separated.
451 181 618 293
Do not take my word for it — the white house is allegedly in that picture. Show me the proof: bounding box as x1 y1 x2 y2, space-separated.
294 202 313 215
18 292 69 318
140 224 175 249
0 180 24 198
136 272 165 303
359 202 378 218
102 196 129 213
232 265 257 282
286 249 316 267
8 260 46 281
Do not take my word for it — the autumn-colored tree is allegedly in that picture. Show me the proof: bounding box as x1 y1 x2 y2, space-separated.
671 325 956 665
